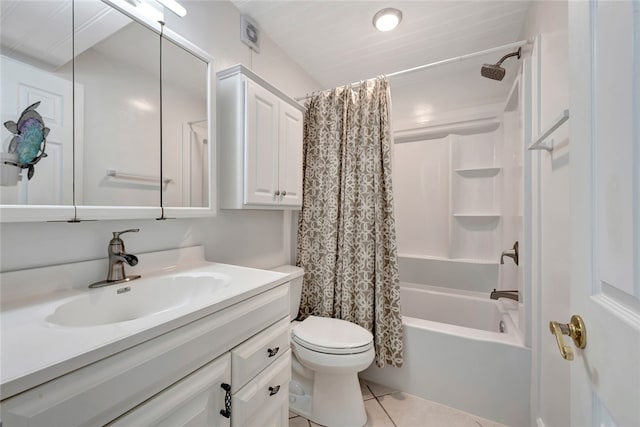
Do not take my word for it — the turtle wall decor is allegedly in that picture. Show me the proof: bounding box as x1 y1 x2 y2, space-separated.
3 101 50 180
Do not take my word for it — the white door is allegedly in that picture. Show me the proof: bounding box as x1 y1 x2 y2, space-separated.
278 101 303 208
569 1 640 427
245 79 279 206
0 55 74 206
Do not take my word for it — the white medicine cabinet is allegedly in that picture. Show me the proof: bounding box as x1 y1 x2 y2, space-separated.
218 65 304 210
0 0 216 222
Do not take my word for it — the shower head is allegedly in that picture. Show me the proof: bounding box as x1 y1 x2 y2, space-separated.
481 48 521 81
481 63 507 81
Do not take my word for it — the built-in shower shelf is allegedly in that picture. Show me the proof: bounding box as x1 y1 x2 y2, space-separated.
398 253 499 265
449 258 500 265
454 167 501 176
452 213 501 218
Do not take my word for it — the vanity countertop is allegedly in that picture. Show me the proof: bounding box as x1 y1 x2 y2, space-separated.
0 246 289 400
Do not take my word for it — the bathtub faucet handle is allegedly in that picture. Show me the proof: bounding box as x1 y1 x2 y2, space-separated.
490 289 519 301
500 241 519 265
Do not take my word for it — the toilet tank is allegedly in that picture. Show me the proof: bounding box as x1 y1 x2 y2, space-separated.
271 265 304 320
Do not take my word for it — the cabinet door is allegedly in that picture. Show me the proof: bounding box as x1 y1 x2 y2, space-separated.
245 80 280 205
109 353 231 427
278 101 303 207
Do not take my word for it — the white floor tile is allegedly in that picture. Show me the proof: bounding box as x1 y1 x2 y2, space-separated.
292 388 506 427
304 400 394 427
364 399 395 427
378 392 507 427
360 378 375 400
289 415 311 427
363 380 397 397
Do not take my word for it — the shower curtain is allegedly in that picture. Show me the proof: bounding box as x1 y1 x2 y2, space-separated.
296 77 403 368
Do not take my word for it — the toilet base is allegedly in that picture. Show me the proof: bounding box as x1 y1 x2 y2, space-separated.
289 378 313 418
312 372 367 427
290 370 367 427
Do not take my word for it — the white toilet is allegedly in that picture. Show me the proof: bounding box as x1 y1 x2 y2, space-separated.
272 266 375 427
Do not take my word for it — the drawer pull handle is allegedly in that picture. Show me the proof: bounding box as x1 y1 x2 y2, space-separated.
267 347 280 357
269 385 281 396
220 383 231 418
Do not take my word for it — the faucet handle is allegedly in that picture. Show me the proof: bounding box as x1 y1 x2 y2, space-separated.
112 229 140 239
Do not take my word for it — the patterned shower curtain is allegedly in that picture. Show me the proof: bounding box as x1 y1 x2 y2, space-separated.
296 77 403 368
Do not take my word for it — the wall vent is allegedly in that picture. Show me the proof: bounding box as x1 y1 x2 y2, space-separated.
240 15 260 53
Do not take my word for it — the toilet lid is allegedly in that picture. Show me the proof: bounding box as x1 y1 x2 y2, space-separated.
292 316 373 353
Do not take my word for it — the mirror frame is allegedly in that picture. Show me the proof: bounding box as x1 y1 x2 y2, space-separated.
0 0 216 222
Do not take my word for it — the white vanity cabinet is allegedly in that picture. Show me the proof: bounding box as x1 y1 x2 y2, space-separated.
0 283 291 427
218 65 304 210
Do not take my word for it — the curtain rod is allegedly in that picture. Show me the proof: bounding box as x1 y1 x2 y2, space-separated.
295 39 532 102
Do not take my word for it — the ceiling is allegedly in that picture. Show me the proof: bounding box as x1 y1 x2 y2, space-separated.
231 0 531 130
1 0 206 99
0 0 130 71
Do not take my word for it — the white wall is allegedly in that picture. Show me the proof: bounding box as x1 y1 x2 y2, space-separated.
519 2 570 427
0 0 321 273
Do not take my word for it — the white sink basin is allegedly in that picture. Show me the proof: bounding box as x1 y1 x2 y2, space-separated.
47 272 231 327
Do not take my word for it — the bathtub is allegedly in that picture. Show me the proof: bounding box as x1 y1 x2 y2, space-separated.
362 283 531 427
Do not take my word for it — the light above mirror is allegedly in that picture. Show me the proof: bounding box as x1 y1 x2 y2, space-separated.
155 0 186 18
117 0 186 22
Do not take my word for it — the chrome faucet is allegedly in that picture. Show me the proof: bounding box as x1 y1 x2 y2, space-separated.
490 289 519 302
500 241 519 265
89 229 141 288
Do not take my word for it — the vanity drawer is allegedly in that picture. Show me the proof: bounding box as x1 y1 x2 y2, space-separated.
231 316 290 392
231 350 290 427
109 353 231 427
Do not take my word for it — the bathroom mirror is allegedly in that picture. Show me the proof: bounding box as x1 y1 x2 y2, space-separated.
74 3 161 209
0 0 75 220
0 0 216 222
160 31 211 210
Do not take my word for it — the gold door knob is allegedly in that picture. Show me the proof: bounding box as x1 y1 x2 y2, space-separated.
549 315 587 361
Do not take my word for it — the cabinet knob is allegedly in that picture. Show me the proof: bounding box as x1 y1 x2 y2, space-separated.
269 385 281 396
281 190 287 196
274 190 280 196
267 347 280 357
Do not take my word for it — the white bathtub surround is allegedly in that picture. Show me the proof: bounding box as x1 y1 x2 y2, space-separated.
296 78 403 368
362 283 531 427
398 254 498 293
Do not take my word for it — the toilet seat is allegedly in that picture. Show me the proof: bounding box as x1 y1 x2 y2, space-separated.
291 316 373 355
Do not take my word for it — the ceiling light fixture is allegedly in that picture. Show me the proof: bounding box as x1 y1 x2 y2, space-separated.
373 8 402 32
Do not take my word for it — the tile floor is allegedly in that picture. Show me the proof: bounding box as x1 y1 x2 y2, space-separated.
288 379 507 427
